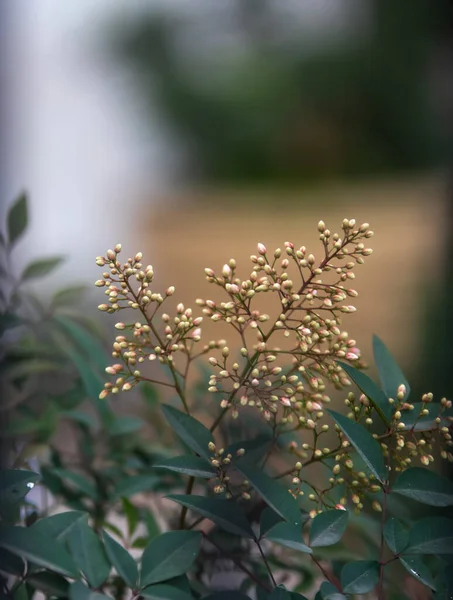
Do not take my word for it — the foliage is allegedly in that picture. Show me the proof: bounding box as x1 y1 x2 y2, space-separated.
2 210 453 599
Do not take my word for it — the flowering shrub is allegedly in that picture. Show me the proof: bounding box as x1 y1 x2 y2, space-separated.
2 212 453 600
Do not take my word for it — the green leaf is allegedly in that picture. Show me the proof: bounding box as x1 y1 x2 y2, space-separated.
7 192 28 246
340 560 379 594
66 516 111 587
383 518 409 554
69 581 112 600
266 521 312 553
102 530 138 588
140 531 202 587
145 508 161 540
309 510 349 548
399 555 436 590
31 511 87 542
112 475 159 500
121 497 139 538
235 461 301 524
0 469 40 506
406 517 453 554
141 582 193 600
154 456 216 479
0 525 78 577
167 494 255 539
27 571 70 598
337 362 392 423
399 403 445 432
392 468 453 506
327 410 387 483
52 468 99 500
51 285 87 308
161 404 214 460
21 257 64 280
260 507 284 538
62 410 99 431
373 335 410 400
267 586 308 600
319 581 346 600
53 315 108 374
204 594 252 600
107 416 145 436
0 548 25 576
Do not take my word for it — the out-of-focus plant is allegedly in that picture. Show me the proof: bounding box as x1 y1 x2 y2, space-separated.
2 216 453 599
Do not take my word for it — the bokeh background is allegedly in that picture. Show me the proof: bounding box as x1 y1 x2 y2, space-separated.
2 0 453 409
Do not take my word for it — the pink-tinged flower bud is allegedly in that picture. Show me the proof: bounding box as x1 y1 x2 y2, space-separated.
193 317 203 326
191 328 201 340
98 304 109 311
134 252 143 262
105 366 116 375
115 322 125 330
311 402 323 411
122 382 132 391
336 503 347 511
107 249 116 260
96 256 106 266
222 264 232 278
257 243 267 255
99 389 110 400
114 244 122 253
177 303 184 313
251 378 259 387
318 220 326 232
95 280 105 287
346 352 359 361
280 397 291 407
227 283 240 294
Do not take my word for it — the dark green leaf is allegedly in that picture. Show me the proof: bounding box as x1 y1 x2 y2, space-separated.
0 313 22 336
0 470 40 506
167 494 255 539
341 560 379 594
406 517 453 554
0 548 25 575
309 510 348 548
66 516 111 587
107 416 145 436
154 456 216 479
113 475 159 500
373 335 410 401
121 498 139 538
0 525 78 577
226 435 273 464
337 362 392 423
52 468 99 500
161 404 214 460
399 555 436 590
204 594 251 600
400 403 445 432
7 192 27 246
268 586 290 600
53 315 108 373
266 521 312 553
260 507 284 538
102 530 138 588
141 582 192 600
103 521 124 540
319 581 346 600
69 581 112 600
27 571 70 597
235 461 301 524
21 257 64 280
392 468 453 507
144 508 161 540
31 511 87 542
13 583 28 600
327 410 387 483
383 518 409 554
140 531 202 586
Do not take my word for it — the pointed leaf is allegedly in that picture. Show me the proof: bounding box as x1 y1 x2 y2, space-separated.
167 494 255 538
399 555 436 590
0 548 25 576
337 362 392 423
373 335 410 400
260 507 284 538
319 581 346 600
310 510 349 548
161 404 214 460
266 521 312 553
204 594 251 600
121 498 139 538
383 518 409 554
141 582 193 600
327 410 387 483
31 511 87 542
235 461 301 524
51 285 87 308
0 525 78 577
102 530 138 588
22 257 64 280
154 456 216 479
112 475 159 500
140 531 202 586
52 468 99 500
341 560 379 594
66 517 111 587
0 470 40 505
406 517 453 554
69 581 112 600
7 192 28 246
392 468 453 506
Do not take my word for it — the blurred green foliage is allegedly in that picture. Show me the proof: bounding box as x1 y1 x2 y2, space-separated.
109 0 451 185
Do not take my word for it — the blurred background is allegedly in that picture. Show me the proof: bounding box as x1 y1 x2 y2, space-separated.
2 0 453 412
